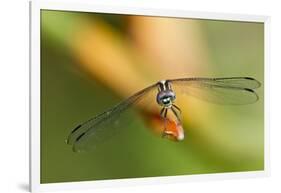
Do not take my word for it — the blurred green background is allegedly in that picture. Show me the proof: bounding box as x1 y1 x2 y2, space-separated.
41 10 264 183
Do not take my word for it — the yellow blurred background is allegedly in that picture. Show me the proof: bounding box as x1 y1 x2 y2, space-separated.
40 10 264 183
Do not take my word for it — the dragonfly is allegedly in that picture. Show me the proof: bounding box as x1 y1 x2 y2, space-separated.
66 77 261 152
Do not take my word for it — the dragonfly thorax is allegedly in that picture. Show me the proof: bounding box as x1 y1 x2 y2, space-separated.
157 80 176 108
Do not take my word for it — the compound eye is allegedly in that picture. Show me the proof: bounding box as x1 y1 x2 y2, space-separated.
162 97 171 105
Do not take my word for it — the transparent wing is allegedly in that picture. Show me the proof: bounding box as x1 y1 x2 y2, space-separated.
169 77 261 105
66 83 158 152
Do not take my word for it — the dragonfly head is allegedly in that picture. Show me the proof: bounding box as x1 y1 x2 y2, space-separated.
156 90 176 107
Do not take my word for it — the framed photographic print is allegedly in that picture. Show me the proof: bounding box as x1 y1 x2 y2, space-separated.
30 0 270 192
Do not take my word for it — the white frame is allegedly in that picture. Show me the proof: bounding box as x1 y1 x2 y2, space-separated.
29 0 270 192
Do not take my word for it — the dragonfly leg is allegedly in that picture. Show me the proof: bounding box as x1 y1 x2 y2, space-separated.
171 104 182 123
171 105 185 141
172 104 181 113
160 108 168 138
160 107 165 117
159 107 166 131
